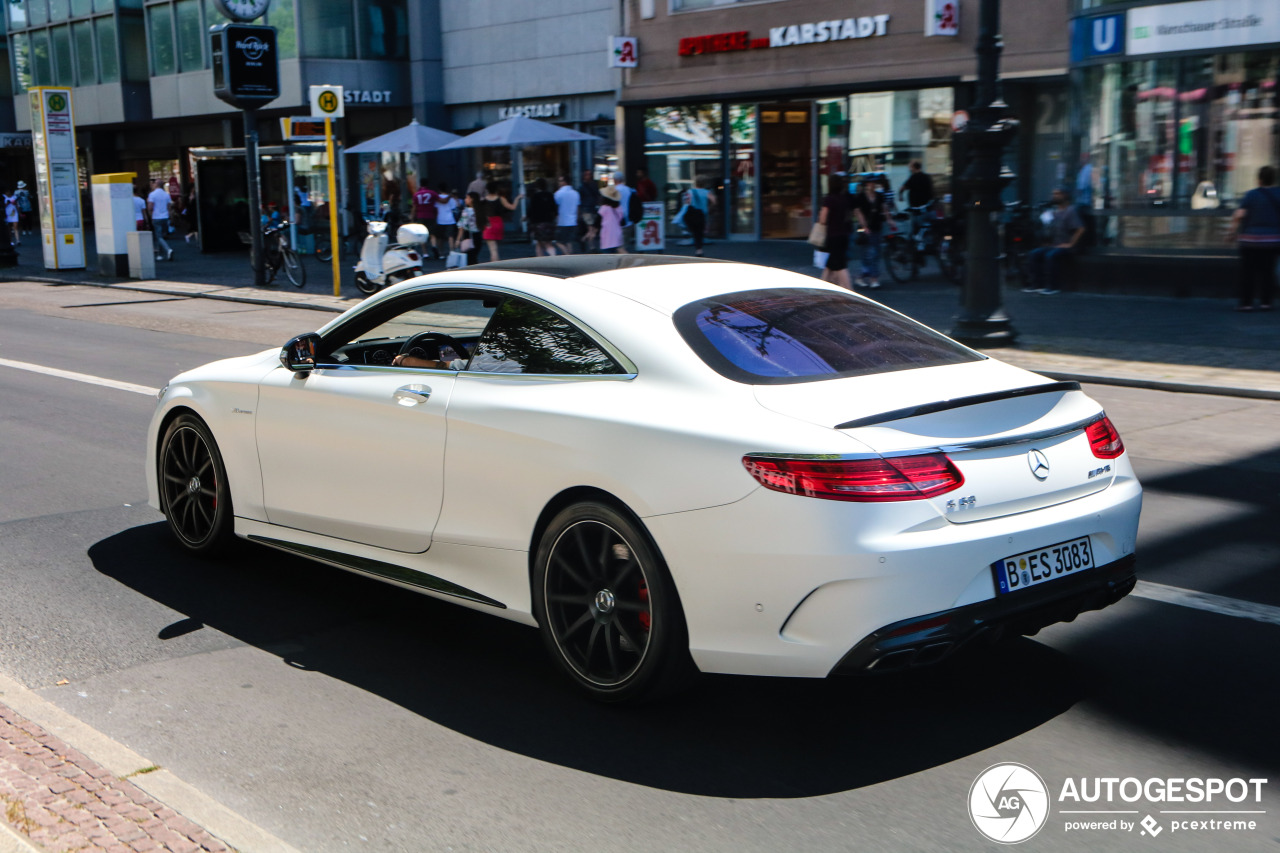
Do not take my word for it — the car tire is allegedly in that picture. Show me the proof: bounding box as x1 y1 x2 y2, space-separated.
158 414 235 557
533 501 697 703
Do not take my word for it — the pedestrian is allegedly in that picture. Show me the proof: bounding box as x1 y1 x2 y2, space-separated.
579 170 601 252
528 178 559 257
458 191 482 266
479 181 522 262
292 177 312 233
434 183 459 252
132 186 148 231
466 170 490 198
14 181 32 236
899 160 934 208
1023 187 1084 295
852 176 894 289
412 181 440 259
598 186 625 254
634 168 657 202
3 189 19 246
612 171 636 248
167 176 182 234
553 174 580 255
817 176 852 290
682 177 714 256
184 186 199 243
147 179 174 260
1226 164 1280 312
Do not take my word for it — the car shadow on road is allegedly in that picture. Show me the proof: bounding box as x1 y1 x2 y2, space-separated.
89 522 1087 798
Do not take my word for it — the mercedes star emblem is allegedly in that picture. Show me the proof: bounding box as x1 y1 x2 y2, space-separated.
1027 448 1050 480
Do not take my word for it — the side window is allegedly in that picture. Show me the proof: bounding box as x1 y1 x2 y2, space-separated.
468 299 623 375
322 294 497 367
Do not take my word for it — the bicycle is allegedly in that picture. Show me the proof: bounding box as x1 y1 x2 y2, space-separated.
884 204 961 284
264 221 305 287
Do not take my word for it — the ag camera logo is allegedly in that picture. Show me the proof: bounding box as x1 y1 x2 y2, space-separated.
969 763 1051 844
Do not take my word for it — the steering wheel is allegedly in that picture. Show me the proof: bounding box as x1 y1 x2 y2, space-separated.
399 331 471 365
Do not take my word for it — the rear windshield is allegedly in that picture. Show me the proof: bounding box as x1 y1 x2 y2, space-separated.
673 288 981 385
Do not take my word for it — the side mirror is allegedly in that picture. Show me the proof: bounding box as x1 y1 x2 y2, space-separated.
281 333 323 371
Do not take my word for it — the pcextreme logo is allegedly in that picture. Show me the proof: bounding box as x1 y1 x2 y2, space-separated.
968 764 1269 843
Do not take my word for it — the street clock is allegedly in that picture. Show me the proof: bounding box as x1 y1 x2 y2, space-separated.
212 0 270 23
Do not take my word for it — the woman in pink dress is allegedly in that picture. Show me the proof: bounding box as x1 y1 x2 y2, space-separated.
598 186 624 253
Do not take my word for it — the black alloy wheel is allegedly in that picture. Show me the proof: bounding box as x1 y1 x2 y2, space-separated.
159 415 234 555
533 501 695 703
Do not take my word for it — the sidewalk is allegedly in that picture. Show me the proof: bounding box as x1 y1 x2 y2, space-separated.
3 232 1278 400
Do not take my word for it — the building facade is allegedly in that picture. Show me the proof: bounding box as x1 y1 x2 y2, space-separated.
621 0 1074 241
439 0 623 184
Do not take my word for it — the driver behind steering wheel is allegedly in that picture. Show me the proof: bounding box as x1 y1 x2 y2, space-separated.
391 338 467 370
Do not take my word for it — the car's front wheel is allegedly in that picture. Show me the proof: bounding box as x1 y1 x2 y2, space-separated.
533 501 695 703
158 414 235 556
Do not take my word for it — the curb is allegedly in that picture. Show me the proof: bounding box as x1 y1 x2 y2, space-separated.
0 673 301 853
0 823 42 853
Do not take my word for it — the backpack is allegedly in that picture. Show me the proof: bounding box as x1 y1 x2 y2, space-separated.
16 191 30 213
627 189 643 225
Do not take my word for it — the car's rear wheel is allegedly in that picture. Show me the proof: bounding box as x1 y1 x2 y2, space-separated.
158 414 234 556
533 501 695 703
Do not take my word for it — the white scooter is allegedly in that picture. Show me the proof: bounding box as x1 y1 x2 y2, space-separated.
353 221 429 295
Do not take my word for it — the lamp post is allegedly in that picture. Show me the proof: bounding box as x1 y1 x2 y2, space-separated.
950 0 1018 347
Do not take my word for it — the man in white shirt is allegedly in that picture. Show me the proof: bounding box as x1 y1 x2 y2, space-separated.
553 175 580 255
146 180 173 260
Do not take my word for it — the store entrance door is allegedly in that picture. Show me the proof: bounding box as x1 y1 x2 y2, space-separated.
760 102 813 238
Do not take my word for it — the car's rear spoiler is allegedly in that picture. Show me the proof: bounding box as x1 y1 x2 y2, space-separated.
835 381 1082 430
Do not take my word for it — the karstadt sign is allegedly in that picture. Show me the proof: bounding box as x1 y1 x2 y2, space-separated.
678 13 891 56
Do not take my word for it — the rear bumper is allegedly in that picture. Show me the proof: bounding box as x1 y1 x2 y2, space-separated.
830 554 1137 675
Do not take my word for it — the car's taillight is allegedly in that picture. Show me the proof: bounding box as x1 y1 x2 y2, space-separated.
742 454 964 502
1085 415 1125 459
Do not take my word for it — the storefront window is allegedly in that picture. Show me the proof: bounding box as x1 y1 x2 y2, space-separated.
174 0 201 71
72 19 93 83
848 87 953 192
301 0 353 58
360 0 406 59
1080 53 1279 251
644 104 722 237
96 14 117 82
759 103 810 238
148 3 174 75
728 104 755 235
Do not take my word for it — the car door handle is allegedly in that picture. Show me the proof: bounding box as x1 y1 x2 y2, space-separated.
393 385 432 406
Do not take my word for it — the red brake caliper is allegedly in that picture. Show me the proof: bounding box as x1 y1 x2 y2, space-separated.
638 579 651 631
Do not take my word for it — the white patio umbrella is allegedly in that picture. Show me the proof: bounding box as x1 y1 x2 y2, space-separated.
344 119 462 154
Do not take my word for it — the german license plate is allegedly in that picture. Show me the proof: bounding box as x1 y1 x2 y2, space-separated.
993 536 1094 595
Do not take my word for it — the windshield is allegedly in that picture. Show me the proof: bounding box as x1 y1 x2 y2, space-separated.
673 288 981 385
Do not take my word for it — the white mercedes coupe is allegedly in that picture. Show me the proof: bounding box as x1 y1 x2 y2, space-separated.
146 257 1141 702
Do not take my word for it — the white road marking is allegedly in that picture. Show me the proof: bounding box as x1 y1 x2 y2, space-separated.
1132 580 1280 627
0 357 159 396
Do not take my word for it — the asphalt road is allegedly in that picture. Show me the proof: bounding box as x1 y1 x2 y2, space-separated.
0 281 1277 852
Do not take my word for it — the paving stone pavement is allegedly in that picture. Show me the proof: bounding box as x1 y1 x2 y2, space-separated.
0 704 229 853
